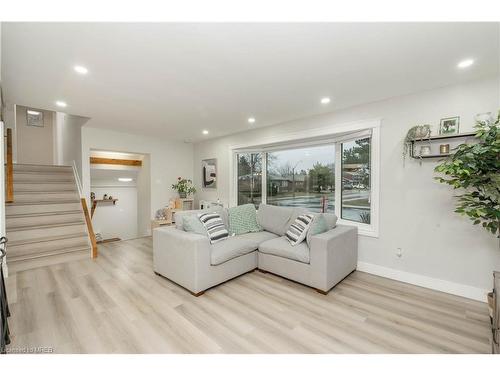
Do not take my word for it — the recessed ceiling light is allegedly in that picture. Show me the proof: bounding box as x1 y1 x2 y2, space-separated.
118 178 133 182
457 59 474 69
248 117 256 124
27 110 41 116
55 101 67 108
321 97 331 104
202 130 209 135
74 65 88 74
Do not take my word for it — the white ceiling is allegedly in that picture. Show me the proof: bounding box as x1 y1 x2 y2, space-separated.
2 23 499 142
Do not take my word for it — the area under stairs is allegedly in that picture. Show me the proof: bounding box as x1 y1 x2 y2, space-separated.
5 164 91 273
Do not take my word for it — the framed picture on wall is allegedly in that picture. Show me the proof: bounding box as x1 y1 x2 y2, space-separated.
27 109 44 127
439 116 460 135
202 158 217 189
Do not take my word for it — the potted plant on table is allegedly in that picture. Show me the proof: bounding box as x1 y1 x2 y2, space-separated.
172 177 196 198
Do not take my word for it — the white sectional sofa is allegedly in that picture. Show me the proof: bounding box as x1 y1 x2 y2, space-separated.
153 204 358 296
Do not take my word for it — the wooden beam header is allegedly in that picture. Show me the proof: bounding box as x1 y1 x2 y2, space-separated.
90 157 142 167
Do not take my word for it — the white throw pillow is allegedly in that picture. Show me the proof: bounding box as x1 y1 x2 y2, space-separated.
285 214 314 246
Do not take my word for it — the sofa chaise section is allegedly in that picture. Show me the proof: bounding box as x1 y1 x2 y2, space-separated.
258 224 358 294
153 227 259 296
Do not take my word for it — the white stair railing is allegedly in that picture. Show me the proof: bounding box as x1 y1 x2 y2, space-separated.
72 160 97 258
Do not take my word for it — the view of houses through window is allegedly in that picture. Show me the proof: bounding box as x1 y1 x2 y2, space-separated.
267 145 335 212
341 137 371 224
236 136 371 224
237 152 262 206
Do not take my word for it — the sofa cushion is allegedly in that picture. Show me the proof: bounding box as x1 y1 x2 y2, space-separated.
257 204 294 236
323 213 338 229
306 214 329 247
210 236 258 265
237 231 279 246
183 214 207 236
176 207 228 230
258 236 310 264
228 204 262 235
285 214 314 246
198 212 229 244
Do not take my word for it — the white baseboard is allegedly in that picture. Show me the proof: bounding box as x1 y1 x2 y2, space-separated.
357 261 488 303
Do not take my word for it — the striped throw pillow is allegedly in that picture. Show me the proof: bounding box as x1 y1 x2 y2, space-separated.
285 214 314 246
198 212 229 244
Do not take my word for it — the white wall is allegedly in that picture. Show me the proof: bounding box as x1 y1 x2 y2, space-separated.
91 180 138 241
15 105 54 164
81 127 194 231
193 76 500 299
53 112 88 180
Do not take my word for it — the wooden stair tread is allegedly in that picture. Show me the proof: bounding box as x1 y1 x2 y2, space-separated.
6 200 81 206
7 237 90 257
13 163 72 168
12 191 79 195
7 232 89 247
6 210 82 218
7 245 91 262
13 169 73 173
13 190 78 193
6 163 96 269
7 221 86 232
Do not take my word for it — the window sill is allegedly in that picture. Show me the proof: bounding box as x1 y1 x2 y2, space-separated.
337 218 379 238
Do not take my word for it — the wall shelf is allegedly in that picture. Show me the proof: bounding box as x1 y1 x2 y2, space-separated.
91 199 118 218
409 132 477 160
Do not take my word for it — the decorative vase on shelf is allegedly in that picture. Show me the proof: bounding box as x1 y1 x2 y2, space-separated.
179 192 187 199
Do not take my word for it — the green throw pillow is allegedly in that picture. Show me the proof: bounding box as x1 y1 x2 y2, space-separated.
228 204 262 235
183 214 208 236
306 214 329 247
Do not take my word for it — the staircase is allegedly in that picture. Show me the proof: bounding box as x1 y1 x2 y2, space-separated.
5 164 91 273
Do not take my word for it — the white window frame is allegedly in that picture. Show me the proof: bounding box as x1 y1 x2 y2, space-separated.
229 119 380 238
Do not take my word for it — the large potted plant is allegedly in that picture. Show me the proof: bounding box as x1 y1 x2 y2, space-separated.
434 112 500 237
172 177 196 198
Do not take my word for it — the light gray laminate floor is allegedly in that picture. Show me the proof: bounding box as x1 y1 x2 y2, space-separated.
4 237 492 353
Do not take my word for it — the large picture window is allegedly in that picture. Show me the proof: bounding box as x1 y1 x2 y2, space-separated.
266 144 335 212
341 137 371 224
233 126 378 236
237 152 262 206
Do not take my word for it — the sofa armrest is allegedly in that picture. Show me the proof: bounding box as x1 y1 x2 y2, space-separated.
309 224 358 291
153 226 211 293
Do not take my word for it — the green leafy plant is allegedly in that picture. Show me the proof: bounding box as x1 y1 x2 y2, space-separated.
403 124 431 165
434 112 500 236
171 177 196 196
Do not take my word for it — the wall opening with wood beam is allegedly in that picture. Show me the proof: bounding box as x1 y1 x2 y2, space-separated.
89 150 150 242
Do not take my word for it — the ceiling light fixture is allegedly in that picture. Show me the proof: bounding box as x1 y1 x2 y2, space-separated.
457 59 474 69
55 101 67 108
27 110 41 116
320 97 331 104
74 65 88 74
202 130 209 135
118 178 133 182
248 117 256 124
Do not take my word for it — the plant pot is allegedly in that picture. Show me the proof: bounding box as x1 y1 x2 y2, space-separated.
179 192 187 199
414 126 430 138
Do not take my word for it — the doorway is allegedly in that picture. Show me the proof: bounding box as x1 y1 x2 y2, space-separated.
89 150 151 243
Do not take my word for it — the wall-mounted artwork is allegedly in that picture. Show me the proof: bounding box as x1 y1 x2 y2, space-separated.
202 158 217 189
26 109 44 127
439 116 460 135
